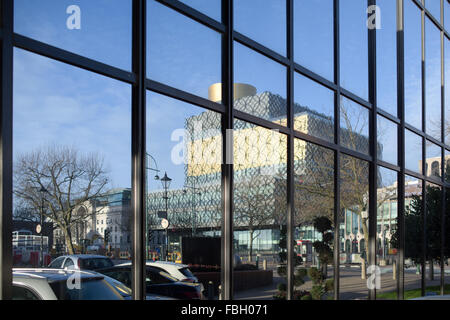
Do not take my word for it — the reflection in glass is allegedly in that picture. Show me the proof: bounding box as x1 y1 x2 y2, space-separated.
425 182 442 295
446 2 450 32
425 141 442 178
425 18 442 141
377 0 398 116
340 96 369 155
405 0 423 130
294 0 334 80
405 129 423 174
446 187 450 288
377 115 398 165
234 0 286 55
425 0 441 21
376 167 398 300
339 154 369 300
14 0 132 70
445 39 450 145
13 49 131 278
234 42 287 125
146 92 222 299
294 140 334 300
294 73 334 142
147 0 222 100
340 0 368 100
446 149 450 183
403 175 423 298
179 0 221 22
233 120 287 300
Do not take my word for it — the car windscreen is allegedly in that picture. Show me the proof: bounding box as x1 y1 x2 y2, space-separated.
179 267 195 279
80 258 113 270
49 278 123 300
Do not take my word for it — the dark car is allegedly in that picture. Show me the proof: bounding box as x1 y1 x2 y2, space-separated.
97 265 203 300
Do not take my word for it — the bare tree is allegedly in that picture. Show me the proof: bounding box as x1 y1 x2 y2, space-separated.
13 145 109 254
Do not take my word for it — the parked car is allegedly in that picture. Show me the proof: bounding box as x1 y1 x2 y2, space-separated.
47 254 114 271
97 264 203 300
116 261 199 283
12 268 124 300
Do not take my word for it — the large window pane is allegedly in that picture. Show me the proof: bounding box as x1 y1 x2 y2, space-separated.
234 42 287 126
340 96 370 155
234 0 286 56
377 0 398 116
146 92 222 299
294 140 334 300
405 0 423 130
376 167 399 300
294 0 334 81
14 0 132 70
147 0 222 100
445 38 450 145
404 176 423 298
405 129 423 174
425 18 442 141
233 120 287 300
425 141 442 178
340 0 368 100
425 0 441 22
377 115 398 166
13 49 132 296
294 73 334 143
339 155 369 300
425 182 442 296
179 0 221 22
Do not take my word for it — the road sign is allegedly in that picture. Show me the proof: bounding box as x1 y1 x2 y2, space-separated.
36 224 42 234
161 218 169 229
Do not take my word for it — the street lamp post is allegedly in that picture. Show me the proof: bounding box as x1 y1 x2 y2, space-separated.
160 172 171 261
145 152 160 260
39 186 49 267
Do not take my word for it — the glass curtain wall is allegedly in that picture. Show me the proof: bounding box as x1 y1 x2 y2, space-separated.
1 0 450 300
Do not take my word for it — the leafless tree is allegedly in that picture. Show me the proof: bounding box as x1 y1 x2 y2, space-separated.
13 145 109 254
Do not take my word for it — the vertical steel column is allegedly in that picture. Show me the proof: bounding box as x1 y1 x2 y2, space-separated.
397 0 406 299
440 0 446 297
333 0 341 301
368 0 378 301
0 0 13 300
286 0 294 301
221 0 234 300
131 0 147 300
421 3 427 297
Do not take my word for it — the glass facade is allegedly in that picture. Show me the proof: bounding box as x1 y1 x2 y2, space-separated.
1 0 450 301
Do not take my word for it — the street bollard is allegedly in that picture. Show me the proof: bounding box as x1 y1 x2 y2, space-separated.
207 281 214 300
393 260 397 280
361 259 366 279
263 259 267 271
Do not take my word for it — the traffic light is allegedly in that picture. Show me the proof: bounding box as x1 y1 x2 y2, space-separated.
104 228 111 243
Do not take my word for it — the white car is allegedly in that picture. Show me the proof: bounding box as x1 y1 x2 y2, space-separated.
116 261 199 283
47 254 114 271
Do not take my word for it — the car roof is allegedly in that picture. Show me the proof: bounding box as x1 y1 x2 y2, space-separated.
57 254 110 259
115 261 188 268
13 268 104 282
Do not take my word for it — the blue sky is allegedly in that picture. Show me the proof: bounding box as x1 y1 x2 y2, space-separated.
12 0 449 193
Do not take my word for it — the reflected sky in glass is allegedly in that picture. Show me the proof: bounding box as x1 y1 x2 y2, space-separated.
14 0 132 70
13 48 131 188
294 0 334 81
425 0 441 21
425 18 442 141
340 0 368 100
405 129 423 174
178 0 221 22
445 38 450 145
340 96 369 154
147 0 222 100
377 115 398 166
234 0 286 56
294 73 334 142
405 0 423 130
377 0 397 116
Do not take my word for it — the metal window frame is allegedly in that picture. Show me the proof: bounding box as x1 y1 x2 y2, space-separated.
0 0 449 300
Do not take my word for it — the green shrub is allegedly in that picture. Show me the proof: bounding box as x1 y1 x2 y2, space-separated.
277 282 287 292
